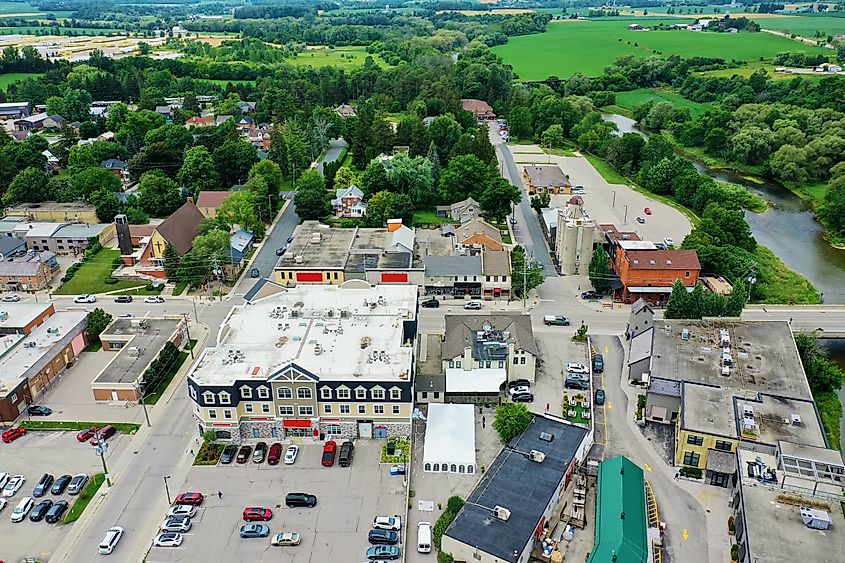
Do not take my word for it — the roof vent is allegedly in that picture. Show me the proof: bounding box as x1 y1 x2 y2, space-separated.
493 506 511 521
790 413 802 426
529 450 546 463
539 431 554 442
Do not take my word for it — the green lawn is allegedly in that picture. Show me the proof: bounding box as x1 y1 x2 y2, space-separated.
0 1 40 14
145 351 190 405
285 47 386 69
194 78 256 86
814 390 842 451
413 210 456 227
582 152 628 184
21 420 141 433
613 88 715 118
64 473 105 524
493 18 829 79
697 61 826 82
54 249 158 295
0 72 42 89
754 13 845 39
752 245 820 304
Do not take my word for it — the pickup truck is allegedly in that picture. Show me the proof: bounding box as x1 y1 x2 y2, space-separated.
543 315 570 326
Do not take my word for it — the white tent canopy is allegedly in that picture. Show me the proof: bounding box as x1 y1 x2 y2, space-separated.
423 403 476 474
445 368 505 393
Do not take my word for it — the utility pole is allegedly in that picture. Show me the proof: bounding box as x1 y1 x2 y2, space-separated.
522 249 527 309
136 382 151 427
95 433 111 487
183 313 194 359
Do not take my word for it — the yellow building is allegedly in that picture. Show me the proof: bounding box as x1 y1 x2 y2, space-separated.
6 202 99 224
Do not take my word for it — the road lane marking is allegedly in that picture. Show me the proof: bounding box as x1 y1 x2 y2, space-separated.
604 345 609 353
683 528 689 540
607 402 613 409
644 463 652 473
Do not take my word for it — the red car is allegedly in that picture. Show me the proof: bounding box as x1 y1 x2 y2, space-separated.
321 440 337 467
174 492 204 506
2 427 26 443
236 445 252 464
267 443 282 465
242 507 273 522
89 425 116 445
76 427 98 442
643 207 652 215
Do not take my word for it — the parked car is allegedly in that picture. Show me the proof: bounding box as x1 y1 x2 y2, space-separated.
373 516 402 531
321 440 337 467
663 237 675 247
2 475 25 497
144 295 165 304
595 388 606 406
154 531 184 547
98 525 124 554
220 444 238 464
420 298 439 308
2 427 26 443
0 473 9 489
76 427 97 442
366 545 401 560
1 293 20 302
463 300 482 310
67 473 89 495
508 384 531 397
564 375 589 390
287 235 295 244
543 315 570 326
566 363 589 375
267 442 282 465
338 441 355 467
593 353 604 373
29 499 53 521
89 425 116 445
236 445 253 464
252 442 267 464
174 491 204 506
32 473 54 498
271 532 302 546
581 290 602 300
45 499 69 523
636 216 646 224
243 507 273 522
284 445 299 465
98 526 123 555
249 268 260 278
240 523 270 538
27 405 52 416
160 516 192 532
644 207 652 215
167 504 197 519
511 392 534 403
276 246 287 256
285 492 317 508
10 496 34 522
368 529 400 545
0 498 6 513
113 295 133 303
73 294 97 303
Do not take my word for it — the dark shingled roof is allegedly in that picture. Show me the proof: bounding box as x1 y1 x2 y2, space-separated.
155 201 204 255
443 314 538 360
445 415 588 562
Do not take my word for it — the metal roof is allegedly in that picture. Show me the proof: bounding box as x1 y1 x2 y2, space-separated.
587 456 648 563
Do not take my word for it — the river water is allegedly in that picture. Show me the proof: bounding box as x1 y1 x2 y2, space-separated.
602 113 845 303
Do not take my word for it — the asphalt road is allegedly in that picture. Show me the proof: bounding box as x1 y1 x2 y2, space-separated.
247 202 301 280
490 126 555 275
315 138 347 175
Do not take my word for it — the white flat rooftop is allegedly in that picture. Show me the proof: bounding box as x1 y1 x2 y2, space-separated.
446 368 506 393
190 283 418 386
0 303 51 331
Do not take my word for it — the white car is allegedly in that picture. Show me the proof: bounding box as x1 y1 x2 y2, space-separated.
663 237 675 247
154 532 183 547
0 498 7 512
73 294 97 304
167 504 197 518
0 472 10 489
10 496 33 522
566 362 589 375
144 295 165 304
372 516 402 531
99 526 125 554
283 445 299 465
160 516 192 532
463 300 482 310
1 294 20 302
2 475 25 497
508 385 531 396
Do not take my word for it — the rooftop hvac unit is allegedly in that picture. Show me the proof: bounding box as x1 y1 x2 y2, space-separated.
493 506 511 521
790 413 802 426
294 255 304 264
743 404 754 419
47 327 59 335
681 328 689 341
0 311 8 321
24 341 36 348
800 507 832 530
529 450 546 463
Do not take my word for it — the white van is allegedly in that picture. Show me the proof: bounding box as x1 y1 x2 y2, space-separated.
10 496 34 522
417 521 432 553
99 526 125 555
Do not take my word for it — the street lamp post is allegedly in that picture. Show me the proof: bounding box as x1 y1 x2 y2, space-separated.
95 434 111 487
612 190 616 207
183 313 194 359
163 475 172 504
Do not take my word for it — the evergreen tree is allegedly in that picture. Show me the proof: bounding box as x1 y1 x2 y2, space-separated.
426 141 441 187
162 242 181 281
588 246 611 294
664 280 691 319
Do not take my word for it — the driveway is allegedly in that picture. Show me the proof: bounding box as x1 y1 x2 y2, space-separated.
315 138 347 175
232 201 301 296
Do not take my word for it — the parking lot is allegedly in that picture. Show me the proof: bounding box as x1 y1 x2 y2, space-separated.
0 430 128 563
146 441 407 563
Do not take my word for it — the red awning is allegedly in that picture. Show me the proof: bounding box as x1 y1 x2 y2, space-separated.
283 419 312 428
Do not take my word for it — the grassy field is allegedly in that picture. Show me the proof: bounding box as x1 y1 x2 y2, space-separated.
753 244 820 304
493 18 829 79
286 47 386 68
614 88 715 117
413 210 455 227
194 78 257 86
697 62 827 81
0 72 42 89
755 13 845 38
54 249 159 295
0 1 40 14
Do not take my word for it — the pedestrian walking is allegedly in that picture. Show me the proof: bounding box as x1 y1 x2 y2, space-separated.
218 490 223 499
482 415 486 429
545 402 550 412
189 449 193 456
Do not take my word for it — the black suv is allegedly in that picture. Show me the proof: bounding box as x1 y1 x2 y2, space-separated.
220 444 238 464
285 493 317 508
565 374 589 390
421 298 440 308
338 441 355 467
114 295 133 303
51 474 72 495
33 474 55 498
29 499 53 522
593 354 604 373
581 291 602 300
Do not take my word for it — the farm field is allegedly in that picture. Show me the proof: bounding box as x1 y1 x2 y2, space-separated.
696 61 826 81
0 1 40 15
0 72 42 89
756 13 845 37
194 78 257 86
492 18 830 79
284 46 386 68
613 88 715 117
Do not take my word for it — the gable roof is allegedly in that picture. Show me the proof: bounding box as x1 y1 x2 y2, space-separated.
524 164 571 188
154 201 204 254
196 191 233 209
587 456 648 563
455 218 502 246
230 229 254 253
631 298 653 315
624 249 701 270
100 158 127 170
443 314 538 359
